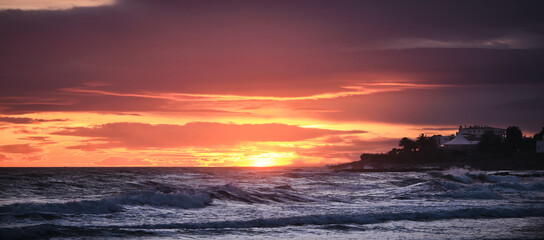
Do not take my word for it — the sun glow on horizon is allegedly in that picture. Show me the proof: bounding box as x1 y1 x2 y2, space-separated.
0 110 460 167
248 152 296 167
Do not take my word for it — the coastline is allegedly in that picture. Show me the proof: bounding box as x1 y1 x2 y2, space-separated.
329 153 544 172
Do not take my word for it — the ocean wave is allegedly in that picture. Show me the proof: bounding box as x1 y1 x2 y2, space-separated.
209 183 310 204
431 167 520 184
4 206 542 239
0 223 155 240
0 199 123 215
0 189 211 216
281 172 304 178
491 182 544 192
281 169 334 179
397 180 503 200
0 183 310 217
401 169 544 200
134 206 544 229
437 188 504 199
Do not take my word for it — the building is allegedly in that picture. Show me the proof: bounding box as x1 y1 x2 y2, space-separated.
537 140 544 153
443 133 479 151
458 125 506 140
431 135 453 147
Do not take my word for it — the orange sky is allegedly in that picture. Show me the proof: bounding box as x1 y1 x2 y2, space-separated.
0 90 459 167
1 1 542 167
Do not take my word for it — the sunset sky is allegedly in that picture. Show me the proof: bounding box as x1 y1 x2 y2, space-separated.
1 0 543 167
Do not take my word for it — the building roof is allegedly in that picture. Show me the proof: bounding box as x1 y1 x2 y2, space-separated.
444 133 479 145
459 125 505 131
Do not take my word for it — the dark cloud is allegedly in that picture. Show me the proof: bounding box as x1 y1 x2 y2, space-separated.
17 136 48 141
17 136 56 145
94 157 153 166
0 144 41 153
283 84 544 132
409 127 459 132
53 122 365 149
1 0 543 100
22 155 46 162
0 93 248 115
0 116 67 124
341 49 544 85
0 154 10 161
0 0 542 132
297 137 399 160
496 97 544 111
12 128 39 134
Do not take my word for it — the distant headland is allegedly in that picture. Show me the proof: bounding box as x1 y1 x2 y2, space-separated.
330 125 544 171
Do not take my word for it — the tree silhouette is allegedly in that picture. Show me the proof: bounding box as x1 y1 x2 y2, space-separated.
478 131 502 153
416 134 437 153
505 126 523 152
399 137 417 153
534 127 544 140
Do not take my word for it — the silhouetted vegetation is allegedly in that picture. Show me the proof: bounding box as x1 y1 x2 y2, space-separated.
534 127 544 140
505 126 523 152
398 137 417 153
478 131 502 153
332 125 544 171
358 134 445 165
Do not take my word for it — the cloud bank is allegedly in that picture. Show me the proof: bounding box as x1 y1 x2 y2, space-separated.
1 0 543 166
53 122 365 149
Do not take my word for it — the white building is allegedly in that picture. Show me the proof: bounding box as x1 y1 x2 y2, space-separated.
432 135 453 147
443 133 479 151
458 125 506 140
537 140 544 153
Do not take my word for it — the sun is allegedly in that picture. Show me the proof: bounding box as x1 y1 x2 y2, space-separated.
253 158 274 167
249 152 296 167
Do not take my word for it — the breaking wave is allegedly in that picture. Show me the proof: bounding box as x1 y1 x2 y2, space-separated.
431 167 520 184
209 183 310 203
0 183 309 216
0 190 212 215
396 168 544 200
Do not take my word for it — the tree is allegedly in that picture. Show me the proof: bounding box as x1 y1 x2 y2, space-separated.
416 134 437 153
478 131 502 153
520 136 536 152
399 137 417 153
387 148 400 156
505 126 523 152
534 127 544 141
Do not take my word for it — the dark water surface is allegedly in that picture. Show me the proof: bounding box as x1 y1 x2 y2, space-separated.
1 167 544 239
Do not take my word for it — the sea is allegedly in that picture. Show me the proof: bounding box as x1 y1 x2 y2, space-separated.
1 167 543 239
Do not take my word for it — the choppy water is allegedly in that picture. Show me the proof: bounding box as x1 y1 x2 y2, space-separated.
1 167 543 239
